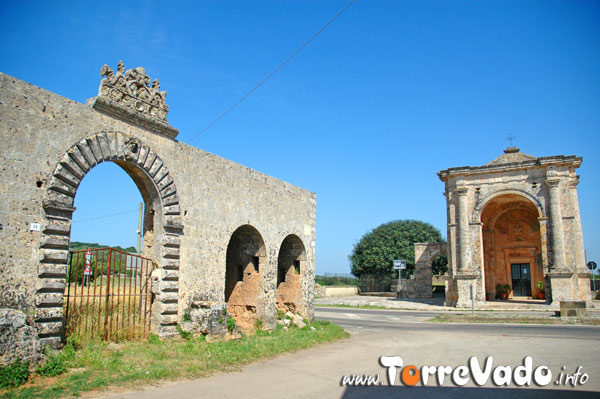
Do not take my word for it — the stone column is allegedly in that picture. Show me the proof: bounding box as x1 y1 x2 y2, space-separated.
456 186 470 272
472 221 486 300
546 178 566 270
569 177 586 272
570 177 592 303
454 186 479 307
546 178 572 305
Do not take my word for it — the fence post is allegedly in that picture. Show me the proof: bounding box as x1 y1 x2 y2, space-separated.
104 248 112 340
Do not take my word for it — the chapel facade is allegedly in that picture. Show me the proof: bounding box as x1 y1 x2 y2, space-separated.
438 147 591 307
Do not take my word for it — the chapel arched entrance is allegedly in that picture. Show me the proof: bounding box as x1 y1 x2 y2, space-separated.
480 194 544 300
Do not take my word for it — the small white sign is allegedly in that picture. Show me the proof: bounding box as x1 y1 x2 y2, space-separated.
393 259 407 270
30 223 41 231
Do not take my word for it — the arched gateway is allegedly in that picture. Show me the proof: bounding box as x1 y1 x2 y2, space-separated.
438 147 592 308
37 131 183 346
0 65 315 364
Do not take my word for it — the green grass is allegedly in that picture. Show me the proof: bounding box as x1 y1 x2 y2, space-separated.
0 321 347 399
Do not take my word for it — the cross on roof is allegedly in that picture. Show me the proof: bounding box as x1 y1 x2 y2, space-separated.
505 133 517 147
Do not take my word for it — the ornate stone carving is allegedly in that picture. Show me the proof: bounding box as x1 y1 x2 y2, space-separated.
98 61 170 122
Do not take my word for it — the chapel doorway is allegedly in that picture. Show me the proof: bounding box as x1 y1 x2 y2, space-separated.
511 263 532 297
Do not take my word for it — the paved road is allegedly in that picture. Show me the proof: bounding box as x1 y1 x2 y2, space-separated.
92 308 600 399
315 307 600 340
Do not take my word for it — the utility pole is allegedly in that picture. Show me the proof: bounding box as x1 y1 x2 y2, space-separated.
137 202 143 253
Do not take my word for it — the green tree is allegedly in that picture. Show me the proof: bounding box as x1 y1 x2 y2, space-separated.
431 254 448 276
349 219 444 277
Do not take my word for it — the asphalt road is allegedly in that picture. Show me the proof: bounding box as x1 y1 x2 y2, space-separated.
92 308 600 399
315 307 600 341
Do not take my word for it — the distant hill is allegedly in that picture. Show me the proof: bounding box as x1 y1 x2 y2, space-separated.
69 241 137 253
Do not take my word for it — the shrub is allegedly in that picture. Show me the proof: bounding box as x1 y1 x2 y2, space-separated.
36 349 68 377
148 334 161 344
226 316 236 332
0 360 29 389
176 324 192 341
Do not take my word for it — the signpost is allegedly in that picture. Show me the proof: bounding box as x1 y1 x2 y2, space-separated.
393 260 407 295
83 248 92 286
470 284 474 316
589 261 598 292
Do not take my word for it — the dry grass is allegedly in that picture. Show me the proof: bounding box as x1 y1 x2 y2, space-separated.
64 276 151 342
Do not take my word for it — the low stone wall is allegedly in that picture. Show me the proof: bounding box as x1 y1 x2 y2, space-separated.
396 279 416 298
314 284 327 298
559 301 587 317
323 286 359 297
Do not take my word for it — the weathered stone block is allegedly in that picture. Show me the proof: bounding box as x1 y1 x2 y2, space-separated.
161 235 180 247
40 249 68 264
40 235 69 249
160 303 178 315
160 281 179 292
157 292 179 303
0 308 40 366
36 321 62 336
162 247 180 259
35 306 63 322
38 264 67 278
559 300 586 317
161 269 179 281
159 314 178 325
43 223 71 235
35 293 63 307
157 325 178 338
36 278 66 293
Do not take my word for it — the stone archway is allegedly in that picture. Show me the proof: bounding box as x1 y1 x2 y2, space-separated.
36 131 183 346
225 225 266 330
480 194 544 300
276 235 307 314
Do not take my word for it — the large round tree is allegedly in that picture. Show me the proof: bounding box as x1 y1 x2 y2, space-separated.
349 219 444 277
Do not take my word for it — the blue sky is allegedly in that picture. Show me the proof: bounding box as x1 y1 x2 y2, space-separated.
1 1 599 275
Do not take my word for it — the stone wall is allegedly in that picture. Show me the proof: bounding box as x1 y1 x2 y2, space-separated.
396 242 445 299
0 72 316 357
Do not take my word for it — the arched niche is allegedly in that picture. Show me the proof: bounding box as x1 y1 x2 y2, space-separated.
225 224 266 330
276 234 307 314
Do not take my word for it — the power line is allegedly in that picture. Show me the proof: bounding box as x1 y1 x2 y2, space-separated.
72 209 138 223
187 0 357 142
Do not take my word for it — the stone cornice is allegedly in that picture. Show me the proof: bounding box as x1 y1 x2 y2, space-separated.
87 96 179 140
438 155 582 181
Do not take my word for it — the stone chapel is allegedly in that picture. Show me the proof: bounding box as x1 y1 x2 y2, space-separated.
438 147 592 308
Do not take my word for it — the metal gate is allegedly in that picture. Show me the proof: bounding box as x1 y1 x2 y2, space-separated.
64 247 155 341
359 274 393 293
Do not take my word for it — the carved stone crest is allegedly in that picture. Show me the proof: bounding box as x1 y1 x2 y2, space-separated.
98 60 170 122
509 221 526 242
